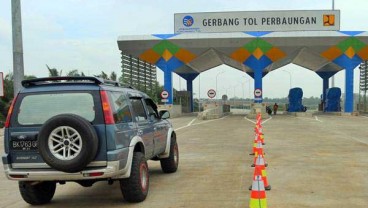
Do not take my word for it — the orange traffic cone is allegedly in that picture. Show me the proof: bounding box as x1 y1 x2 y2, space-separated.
249 159 271 191
254 126 265 144
252 153 268 168
250 134 264 155
249 174 268 208
253 141 265 158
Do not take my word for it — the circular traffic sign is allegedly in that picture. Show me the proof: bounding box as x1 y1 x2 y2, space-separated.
254 88 262 97
161 90 169 99
207 89 216 99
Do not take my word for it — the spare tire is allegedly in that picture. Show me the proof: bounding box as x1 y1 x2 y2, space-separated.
38 114 99 173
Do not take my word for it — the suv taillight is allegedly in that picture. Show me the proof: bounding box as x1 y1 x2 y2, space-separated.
100 90 115 124
5 94 18 128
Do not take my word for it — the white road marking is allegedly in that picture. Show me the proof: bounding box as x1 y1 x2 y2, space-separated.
288 115 321 122
244 116 272 125
314 116 322 122
188 118 197 126
244 117 256 124
192 115 229 126
261 117 272 124
175 118 196 131
174 116 228 131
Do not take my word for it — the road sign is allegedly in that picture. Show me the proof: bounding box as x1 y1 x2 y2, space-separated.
222 94 228 101
161 90 169 99
207 89 216 99
161 99 168 103
254 88 262 97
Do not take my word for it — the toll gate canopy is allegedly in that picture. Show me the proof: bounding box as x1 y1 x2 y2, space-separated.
117 31 368 112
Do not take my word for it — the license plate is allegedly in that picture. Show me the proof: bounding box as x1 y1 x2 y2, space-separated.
10 140 38 151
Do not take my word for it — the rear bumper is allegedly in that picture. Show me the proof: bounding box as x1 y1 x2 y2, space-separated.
2 147 132 181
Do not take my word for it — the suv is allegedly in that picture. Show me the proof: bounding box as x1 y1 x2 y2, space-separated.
2 77 179 205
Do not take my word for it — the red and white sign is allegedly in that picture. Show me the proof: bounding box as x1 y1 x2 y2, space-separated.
207 89 216 99
254 88 262 97
160 90 169 99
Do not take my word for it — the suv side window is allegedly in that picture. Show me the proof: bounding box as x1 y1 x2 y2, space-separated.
130 98 147 122
108 92 132 123
145 99 159 119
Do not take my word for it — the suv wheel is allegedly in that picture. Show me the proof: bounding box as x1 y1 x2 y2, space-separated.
38 114 99 173
120 152 149 202
160 135 179 173
19 181 56 205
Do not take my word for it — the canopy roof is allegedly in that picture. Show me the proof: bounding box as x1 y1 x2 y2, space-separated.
117 31 368 77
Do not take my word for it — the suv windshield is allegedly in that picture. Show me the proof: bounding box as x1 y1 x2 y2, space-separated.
17 92 95 125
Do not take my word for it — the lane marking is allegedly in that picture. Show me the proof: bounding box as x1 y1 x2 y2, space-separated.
192 115 229 126
244 117 256 124
261 116 272 124
175 116 228 131
314 116 322 122
188 118 197 126
175 118 196 131
244 116 272 124
287 115 321 122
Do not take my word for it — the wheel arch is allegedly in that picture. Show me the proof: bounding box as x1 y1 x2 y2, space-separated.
158 128 174 159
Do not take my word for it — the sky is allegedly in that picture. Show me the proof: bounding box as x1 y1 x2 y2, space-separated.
0 0 367 99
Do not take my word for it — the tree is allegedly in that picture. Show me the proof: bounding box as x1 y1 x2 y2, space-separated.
1 73 37 120
46 65 62 77
66 70 86 77
110 72 117 81
95 71 109 79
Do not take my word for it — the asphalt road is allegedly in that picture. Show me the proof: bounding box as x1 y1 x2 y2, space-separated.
1 114 368 207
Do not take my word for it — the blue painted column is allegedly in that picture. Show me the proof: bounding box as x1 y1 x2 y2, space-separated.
186 80 194 112
322 77 329 103
164 71 173 104
254 70 263 103
345 67 354 112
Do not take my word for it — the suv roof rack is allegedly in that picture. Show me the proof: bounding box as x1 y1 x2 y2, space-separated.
21 76 123 87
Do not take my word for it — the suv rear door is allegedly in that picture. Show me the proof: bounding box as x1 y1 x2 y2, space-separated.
5 88 108 169
129 97 154 158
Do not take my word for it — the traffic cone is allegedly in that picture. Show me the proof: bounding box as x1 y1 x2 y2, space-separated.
254 126 265 145
249 174 268 208
250 134 263 155
253 155 271 190
254 141 264 156
251 153 268 168
249 158 271 191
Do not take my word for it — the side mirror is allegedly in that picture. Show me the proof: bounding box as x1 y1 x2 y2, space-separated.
159 110 170 119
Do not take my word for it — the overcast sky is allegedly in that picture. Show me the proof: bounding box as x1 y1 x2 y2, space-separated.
0 0 367 99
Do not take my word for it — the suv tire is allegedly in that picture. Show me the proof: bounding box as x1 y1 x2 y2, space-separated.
160 135 179 173
38 114 99 173
120 152 149 202
19 181 56 205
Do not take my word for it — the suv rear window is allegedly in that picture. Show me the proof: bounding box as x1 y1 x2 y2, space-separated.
17 92 95 125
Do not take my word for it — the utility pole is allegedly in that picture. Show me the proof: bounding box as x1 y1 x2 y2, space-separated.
12 0 25 96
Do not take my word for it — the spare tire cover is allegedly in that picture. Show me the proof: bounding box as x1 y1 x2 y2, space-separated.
38 114 99 173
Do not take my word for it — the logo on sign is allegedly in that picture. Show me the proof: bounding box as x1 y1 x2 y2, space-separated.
207 89 216 99
183 15 194 27
323 14 335 26
254 89 262 97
